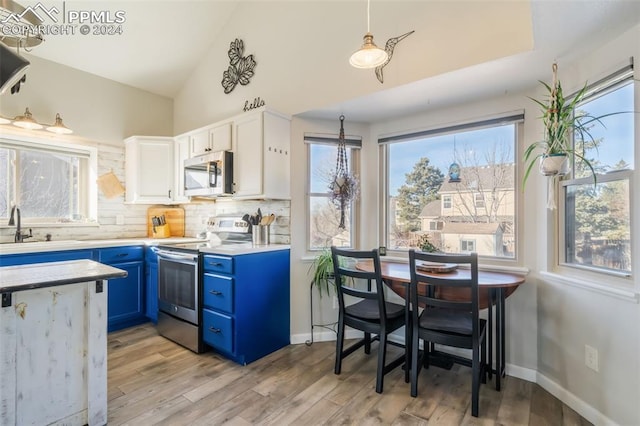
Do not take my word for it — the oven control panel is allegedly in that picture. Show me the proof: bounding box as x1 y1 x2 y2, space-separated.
206 216 250 233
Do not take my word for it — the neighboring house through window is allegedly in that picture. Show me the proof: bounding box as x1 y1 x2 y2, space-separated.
380 114 521 259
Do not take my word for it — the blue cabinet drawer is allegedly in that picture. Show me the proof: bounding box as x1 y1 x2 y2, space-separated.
203 273 234 313
202 255 233 274
98 246 144 264
202 308 233 353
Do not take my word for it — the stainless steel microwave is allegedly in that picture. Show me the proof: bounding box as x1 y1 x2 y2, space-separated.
184 151 233 197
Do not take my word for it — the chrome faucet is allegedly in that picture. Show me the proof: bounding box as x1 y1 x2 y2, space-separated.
8 205 31 243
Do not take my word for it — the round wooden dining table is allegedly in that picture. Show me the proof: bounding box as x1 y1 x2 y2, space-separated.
355 259 526 391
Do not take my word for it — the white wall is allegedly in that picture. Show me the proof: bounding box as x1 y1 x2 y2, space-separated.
172 1 533 134
0 55 173 146
533 25 640 426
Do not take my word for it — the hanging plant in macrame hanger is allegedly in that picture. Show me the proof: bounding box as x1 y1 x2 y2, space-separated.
329 115 360 229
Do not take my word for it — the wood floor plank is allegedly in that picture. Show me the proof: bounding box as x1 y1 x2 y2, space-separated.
529 384 564 426
106 324 592 426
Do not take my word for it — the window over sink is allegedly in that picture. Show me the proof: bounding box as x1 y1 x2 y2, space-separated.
0 134 98 224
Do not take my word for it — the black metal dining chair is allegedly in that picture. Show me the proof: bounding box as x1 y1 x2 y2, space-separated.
408 250 486 417
331 246 409 393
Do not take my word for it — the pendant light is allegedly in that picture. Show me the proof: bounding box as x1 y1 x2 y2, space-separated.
349 0 388 69
12 107 43 130
46 113 73 134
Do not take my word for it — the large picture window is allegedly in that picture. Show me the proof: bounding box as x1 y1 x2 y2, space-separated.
560 67 634 276
306 135 361 250
0 138 97 223
380 115 521 259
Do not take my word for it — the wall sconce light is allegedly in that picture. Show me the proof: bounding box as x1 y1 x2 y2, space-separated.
12 107 43 130
46 113 73 134
1 108 73 134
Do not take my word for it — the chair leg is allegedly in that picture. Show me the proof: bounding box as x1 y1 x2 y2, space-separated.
375 333 387 393
364 332 371 354
334 317 345 375
404 324 410 383
471 344 480 417
481 334 487 384
410 329 419 397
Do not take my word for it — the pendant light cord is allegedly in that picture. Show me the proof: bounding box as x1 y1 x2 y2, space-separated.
367 0 371 33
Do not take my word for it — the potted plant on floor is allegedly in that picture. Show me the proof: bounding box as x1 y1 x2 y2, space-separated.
309 248 336 297
522 63 623 191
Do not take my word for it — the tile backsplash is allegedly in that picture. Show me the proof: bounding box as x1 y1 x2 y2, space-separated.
1 144 291 243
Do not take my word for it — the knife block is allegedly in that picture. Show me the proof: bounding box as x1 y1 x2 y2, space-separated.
152 224 171 238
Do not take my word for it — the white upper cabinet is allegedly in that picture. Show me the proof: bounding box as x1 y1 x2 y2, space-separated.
173 135 190 203
189 122 232 157
124 136 176 204
232 108 290 199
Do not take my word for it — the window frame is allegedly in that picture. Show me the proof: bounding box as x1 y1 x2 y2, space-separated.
305 134 361 252
556 67 635 285
0 132 98 225
378 113 523 264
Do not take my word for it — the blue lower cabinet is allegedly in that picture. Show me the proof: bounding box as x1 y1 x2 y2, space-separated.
145 247 159 323
201 249 290 365
202 308 233 353
97 246 147 332
0 249 94 266
106 261 145 332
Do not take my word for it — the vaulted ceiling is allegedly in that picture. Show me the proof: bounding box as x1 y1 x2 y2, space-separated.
5 1 640 123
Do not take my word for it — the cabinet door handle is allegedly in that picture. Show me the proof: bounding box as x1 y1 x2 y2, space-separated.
209 327 221 334
208 262 223 267
209 290 222 296
116 253 128 258
168 189 172 198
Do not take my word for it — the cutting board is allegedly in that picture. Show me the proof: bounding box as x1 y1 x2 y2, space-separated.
147 206 185 237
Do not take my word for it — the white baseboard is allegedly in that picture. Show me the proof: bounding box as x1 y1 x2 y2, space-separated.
505 363 536 382
536 373 616 426
290 329 362 345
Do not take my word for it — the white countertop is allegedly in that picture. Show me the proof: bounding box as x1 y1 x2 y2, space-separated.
198 243 290 255
0 237 290 256
0 237 204 255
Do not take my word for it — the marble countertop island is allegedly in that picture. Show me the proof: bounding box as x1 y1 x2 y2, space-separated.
0 259 127 293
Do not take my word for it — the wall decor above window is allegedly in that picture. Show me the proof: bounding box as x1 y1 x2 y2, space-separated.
375 30 414 84
221 38 256 94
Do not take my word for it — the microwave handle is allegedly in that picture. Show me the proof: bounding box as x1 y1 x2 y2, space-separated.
210 162 218 188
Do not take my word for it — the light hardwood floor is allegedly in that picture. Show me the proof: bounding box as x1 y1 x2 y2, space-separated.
107 324 592 425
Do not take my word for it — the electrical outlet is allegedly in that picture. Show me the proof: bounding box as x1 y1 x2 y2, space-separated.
585 345 599 372
333 296 338 310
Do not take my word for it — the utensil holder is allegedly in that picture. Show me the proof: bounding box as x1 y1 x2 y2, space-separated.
252 225 270 245
152 224 171 238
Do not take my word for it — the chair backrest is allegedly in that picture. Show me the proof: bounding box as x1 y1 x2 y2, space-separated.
331 246 389 317
408 250 480 333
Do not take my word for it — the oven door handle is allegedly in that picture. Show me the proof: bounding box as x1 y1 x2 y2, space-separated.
156 250 198 263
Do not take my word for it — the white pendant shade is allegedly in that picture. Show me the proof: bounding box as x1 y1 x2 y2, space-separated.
349 33 388 69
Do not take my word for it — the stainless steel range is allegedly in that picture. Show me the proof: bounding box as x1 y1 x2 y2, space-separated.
155 215 251 353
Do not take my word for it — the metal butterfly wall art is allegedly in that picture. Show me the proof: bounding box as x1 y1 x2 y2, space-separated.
375 30 414 84
221 39 257 94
